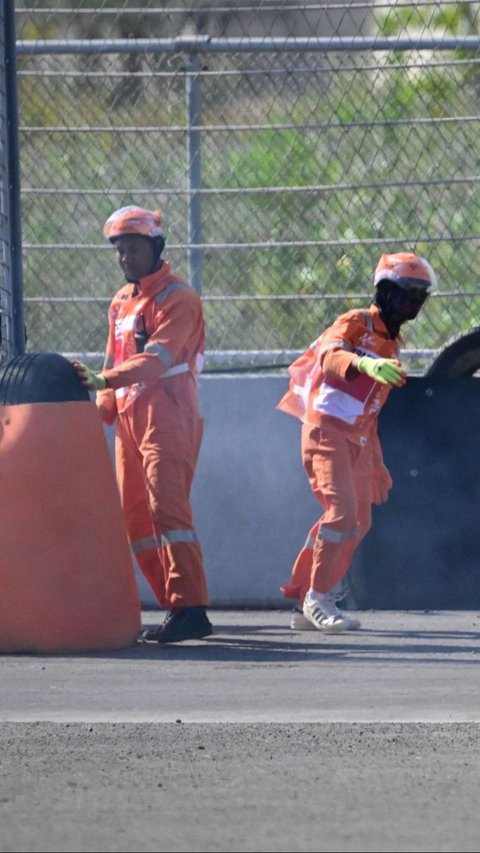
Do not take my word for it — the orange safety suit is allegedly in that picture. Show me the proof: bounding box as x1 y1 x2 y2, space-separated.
277 305 400 605
96 261 208 609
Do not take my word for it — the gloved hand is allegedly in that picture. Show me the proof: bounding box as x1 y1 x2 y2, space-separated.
371 464 393 505
356 356 406 387
72 360 107 391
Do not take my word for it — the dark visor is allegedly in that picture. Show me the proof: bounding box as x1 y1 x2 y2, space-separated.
395 276 431 293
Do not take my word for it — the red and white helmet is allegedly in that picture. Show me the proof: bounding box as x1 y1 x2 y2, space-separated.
374 252 437 292
103 205 164 241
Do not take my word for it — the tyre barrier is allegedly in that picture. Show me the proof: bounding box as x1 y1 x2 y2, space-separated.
348 347 480 610
347 330 480 610
424 327 480 380
0 351 91 404
0 352 141 653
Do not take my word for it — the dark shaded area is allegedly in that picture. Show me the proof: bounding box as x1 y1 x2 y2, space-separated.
349 376 480 609
0 352 90 405
424 326 480 379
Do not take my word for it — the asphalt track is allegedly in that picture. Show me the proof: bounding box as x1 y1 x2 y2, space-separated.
1 609 480 852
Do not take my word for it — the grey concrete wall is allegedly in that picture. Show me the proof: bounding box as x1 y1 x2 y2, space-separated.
105 373 480 611
191 374 319 607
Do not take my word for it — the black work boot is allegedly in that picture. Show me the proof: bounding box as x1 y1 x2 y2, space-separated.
142 607 213 644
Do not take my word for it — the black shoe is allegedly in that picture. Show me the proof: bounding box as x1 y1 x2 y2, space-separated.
143 607 213 644
142 609 173 642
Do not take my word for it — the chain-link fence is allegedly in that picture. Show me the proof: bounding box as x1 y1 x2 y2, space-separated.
7 1 480 372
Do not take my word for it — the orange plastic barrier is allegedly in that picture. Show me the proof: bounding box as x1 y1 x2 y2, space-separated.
0 401 141 653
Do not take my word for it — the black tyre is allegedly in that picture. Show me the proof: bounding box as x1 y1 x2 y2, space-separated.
348 374 480 609
425 327 480 379
0 352 90 405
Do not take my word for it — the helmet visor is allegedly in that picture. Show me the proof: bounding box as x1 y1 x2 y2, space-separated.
394 278 433 296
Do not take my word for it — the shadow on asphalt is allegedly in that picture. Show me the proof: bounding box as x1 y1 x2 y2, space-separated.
5 617 480 662
12 622 477 663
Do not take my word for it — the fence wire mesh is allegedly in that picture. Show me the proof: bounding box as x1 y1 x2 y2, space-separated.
10 2 480 372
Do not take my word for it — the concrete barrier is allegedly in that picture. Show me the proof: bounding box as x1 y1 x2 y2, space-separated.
104 373 480 610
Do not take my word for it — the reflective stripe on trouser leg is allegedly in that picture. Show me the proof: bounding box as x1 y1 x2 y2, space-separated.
158 529 208 608
301 423 372 595
115 400 209 609
142 414 208 607
114 426 171 609
282 509 370 606
312 498 372 594
281 522 319 604
132 532 208 609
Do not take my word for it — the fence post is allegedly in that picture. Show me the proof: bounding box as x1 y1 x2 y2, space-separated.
186 52 203 296
3 0 25 358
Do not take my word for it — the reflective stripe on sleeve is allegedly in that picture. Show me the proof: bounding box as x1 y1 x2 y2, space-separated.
143 342 175 369
318 340 353 356
154 282 189 304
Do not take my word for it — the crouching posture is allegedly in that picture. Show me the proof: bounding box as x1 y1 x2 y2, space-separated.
277 252 436 633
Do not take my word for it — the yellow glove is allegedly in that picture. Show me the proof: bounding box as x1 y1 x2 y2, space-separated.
357 356 406 387
72 360 107 391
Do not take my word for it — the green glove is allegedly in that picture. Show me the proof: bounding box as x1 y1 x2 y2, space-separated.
72 360 107 391
356 356 406 387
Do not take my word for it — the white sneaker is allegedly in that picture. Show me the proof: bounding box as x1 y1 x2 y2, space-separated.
303 589 361 633
290 607 317 631
323 587 361 630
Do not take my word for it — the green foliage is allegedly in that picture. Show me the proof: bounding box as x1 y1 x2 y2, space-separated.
17 7 480 361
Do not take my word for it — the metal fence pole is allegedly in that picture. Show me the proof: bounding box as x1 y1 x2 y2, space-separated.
4 0 24 357
186 52 203 296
